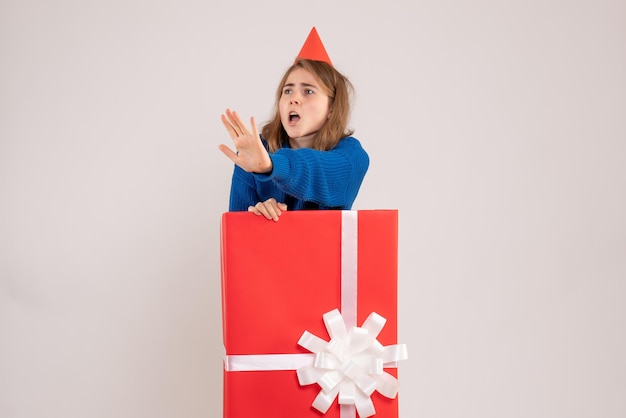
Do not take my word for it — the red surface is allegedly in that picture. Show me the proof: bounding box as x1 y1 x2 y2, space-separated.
295 26 333 65
220 210 399 417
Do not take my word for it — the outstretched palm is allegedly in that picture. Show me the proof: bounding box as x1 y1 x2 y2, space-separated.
219 109 273 174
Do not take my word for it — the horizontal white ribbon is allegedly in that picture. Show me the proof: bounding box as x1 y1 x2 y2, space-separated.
224 353 314 372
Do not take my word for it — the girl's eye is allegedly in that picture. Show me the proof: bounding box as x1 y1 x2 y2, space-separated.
305 89 314 94
283 88 292 94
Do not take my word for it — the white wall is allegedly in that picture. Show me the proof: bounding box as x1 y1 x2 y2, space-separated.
1 1 625 417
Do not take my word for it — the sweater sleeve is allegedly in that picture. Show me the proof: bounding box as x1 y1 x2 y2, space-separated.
253 136 369 209
228 165 259 211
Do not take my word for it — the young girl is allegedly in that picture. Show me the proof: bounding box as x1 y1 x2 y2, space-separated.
219 27 369 221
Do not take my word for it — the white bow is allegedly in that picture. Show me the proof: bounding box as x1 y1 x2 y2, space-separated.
297 309 408 418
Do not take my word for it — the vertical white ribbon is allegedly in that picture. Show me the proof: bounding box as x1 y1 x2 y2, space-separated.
341 210 358 329
341 210 358 418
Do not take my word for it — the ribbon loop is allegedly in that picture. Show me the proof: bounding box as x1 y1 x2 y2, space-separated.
297 365 323 385
383 344 409 364
347 326 370 353
355 391 376 418
338 381 356 405
375 372 400 399
368 358 383 375
312 386 338 413
324 308 348 339
298 330 328 353
362 312 386 339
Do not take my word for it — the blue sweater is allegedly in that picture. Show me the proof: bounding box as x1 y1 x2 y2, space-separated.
228 136 369 211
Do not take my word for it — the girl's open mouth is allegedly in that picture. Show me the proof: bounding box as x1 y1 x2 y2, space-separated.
289 112 301 123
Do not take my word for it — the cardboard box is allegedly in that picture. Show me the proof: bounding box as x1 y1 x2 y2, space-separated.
221 210 402 418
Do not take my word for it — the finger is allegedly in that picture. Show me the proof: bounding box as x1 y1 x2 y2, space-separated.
218 144 238 162
221 113 239 139
222 109 241 136
265 199 283 216
231 110 255 137
260 201 281 221
226 109 248 136
248 206 262 216
254 202 274 220
249 116 259 137
277 202 288 211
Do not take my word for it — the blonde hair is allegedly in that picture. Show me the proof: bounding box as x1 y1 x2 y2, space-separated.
262 59 354 152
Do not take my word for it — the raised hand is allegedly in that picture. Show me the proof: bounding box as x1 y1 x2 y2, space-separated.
219 108 273 173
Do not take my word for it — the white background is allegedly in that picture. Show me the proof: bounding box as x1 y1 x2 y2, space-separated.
1 1 625 417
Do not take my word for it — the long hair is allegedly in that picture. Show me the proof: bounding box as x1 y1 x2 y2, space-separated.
262 59 354 152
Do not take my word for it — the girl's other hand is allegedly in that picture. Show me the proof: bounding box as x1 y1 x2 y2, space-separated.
248 198 288 221
219 109 273 174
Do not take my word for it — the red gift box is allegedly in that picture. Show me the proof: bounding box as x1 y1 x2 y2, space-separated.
220 210 403 418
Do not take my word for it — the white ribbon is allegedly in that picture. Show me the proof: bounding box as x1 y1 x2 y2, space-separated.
341 210 359 329
223 211 407 418
224 353 314 372
296 309 408 418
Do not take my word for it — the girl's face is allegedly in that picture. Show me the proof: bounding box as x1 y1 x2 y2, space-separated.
279 67 331 148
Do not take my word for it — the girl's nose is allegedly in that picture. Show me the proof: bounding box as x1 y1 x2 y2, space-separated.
290 95 301 105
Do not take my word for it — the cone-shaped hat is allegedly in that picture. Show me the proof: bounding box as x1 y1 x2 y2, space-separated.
294 27 332 66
